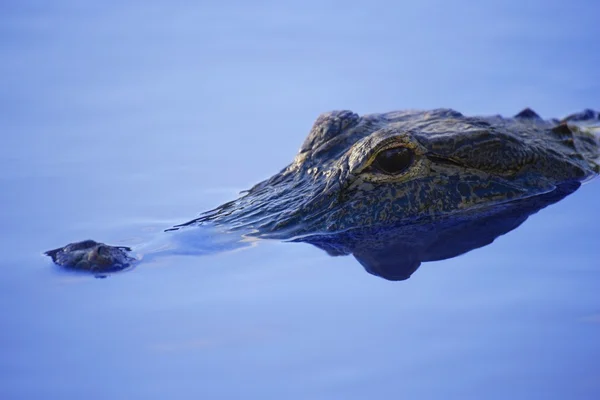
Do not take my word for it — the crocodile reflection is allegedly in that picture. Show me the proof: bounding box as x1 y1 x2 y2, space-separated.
296 181 579 280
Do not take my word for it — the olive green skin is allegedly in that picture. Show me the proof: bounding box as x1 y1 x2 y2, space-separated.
180 108 599 237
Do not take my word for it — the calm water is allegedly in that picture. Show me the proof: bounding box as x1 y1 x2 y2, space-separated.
1 1 599 399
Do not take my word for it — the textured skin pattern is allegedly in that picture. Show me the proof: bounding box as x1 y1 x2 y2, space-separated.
178 108 599 238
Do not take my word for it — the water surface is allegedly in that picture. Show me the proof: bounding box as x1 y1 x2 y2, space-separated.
1 1 599 399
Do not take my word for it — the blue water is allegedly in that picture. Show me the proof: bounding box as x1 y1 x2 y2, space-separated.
1 1 599 399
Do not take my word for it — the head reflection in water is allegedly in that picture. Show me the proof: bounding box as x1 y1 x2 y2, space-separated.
46 109 599 280
296 181 580 280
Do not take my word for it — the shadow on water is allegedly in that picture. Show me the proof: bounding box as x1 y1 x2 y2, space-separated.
47 181 581 281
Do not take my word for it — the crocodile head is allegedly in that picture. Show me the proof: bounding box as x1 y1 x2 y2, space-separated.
183 109 599 239
47 108 599 278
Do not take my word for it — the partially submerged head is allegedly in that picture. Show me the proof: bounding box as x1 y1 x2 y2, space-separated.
191 109 598 238
46 108 599 278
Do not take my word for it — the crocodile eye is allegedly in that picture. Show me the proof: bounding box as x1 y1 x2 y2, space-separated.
372 147 414 175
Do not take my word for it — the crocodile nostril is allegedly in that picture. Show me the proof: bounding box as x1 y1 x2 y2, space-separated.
96 246 109 257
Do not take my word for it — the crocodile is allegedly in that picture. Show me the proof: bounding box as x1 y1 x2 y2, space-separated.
45 108 600 280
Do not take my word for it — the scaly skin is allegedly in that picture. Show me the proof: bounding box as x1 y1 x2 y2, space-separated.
46 108 599 276
175 108 599 235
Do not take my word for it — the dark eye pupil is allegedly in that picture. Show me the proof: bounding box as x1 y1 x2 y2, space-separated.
374 147 414 175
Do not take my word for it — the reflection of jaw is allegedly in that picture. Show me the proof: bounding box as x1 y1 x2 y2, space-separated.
302 181 581 281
